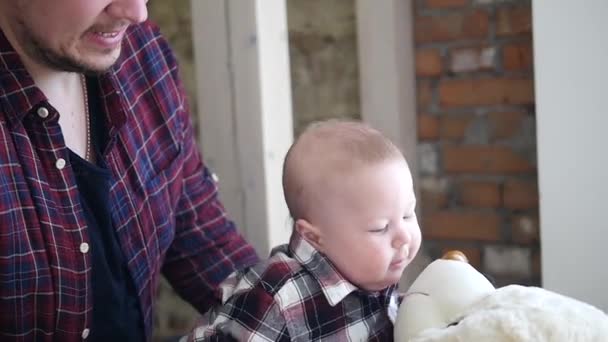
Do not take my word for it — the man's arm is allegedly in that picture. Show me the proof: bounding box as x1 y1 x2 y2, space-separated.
158 34 259 312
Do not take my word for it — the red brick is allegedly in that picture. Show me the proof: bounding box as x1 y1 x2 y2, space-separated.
415 10 489 43
512 214 540 245
488 111 527 140
425 0 468 8
417 80 433 110
418 114 440 140
439 78 534 108
460 181 501 208
497 6 532 36
420 177 450 212
440 246 482 269
416 49 442 77
421 189 449 211
503 42 534 70
440 116 473 140
503 180 538 209
444 145 535 174
423 211 502 241
450 45 496 73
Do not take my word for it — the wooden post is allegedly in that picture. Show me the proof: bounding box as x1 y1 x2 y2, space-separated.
356 0 423 288
356 0 418 175
191 0 294 254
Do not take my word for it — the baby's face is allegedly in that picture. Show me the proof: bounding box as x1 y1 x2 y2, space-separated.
313 158 421 291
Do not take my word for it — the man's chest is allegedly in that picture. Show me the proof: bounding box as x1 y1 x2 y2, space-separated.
0 110 184 288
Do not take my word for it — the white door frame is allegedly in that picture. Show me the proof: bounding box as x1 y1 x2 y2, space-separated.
191 0 294 255
356 0 418 178
356 0 423 287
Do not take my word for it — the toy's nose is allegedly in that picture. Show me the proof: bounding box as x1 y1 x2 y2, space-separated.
441 250 469 263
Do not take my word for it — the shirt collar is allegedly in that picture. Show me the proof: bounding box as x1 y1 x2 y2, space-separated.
288 232 362 306
0 28 47 122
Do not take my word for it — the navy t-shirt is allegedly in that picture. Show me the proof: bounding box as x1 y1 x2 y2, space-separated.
68 77 145 341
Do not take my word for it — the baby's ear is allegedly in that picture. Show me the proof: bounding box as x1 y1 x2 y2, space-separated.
295 219 323 251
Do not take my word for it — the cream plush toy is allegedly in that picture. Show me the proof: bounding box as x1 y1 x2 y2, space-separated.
395 251 608 342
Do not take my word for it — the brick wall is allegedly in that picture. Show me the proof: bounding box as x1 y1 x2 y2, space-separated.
414 0 540 286
287 0 361 135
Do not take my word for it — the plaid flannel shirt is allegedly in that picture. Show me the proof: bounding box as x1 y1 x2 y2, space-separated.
0 22 259 341
190 233 399 341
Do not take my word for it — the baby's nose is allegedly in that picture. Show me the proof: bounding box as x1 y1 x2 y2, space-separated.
392 228 411 250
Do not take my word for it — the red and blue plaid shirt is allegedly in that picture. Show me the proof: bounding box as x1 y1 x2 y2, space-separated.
190 233 399 341
0 22 259 341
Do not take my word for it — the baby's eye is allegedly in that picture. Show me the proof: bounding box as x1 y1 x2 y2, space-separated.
369 225 389 233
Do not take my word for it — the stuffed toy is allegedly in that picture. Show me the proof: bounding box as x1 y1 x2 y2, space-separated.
395 251 608 342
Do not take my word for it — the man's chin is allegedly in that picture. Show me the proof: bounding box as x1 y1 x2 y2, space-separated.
56 44 122 74
80 51 121 74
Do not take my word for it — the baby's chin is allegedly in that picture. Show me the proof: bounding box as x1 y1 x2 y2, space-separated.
382 266 407 286
360 275 403 292
361 258 413 291
386 272 405 286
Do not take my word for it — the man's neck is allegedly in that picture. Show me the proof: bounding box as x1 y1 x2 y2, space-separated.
30 68 81 105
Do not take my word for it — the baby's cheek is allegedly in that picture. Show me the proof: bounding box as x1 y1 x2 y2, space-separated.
356 251 382 272
379 251 396 269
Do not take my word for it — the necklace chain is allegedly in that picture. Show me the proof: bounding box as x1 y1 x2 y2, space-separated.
81 74 91 161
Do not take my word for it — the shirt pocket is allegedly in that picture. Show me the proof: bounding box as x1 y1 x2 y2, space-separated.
138 147 184 255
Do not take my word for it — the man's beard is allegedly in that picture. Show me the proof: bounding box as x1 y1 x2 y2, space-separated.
17 18 116 75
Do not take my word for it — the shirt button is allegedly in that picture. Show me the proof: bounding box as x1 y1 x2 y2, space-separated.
37 107 49 119
55 158 66 170
79 242 90 254
82 328 90 339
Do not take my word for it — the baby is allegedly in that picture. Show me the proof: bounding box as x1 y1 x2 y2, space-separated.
189 120 421 341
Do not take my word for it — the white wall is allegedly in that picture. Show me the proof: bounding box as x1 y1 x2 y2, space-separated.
533 0 608 311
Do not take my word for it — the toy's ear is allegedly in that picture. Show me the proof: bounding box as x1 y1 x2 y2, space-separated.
442 250 469 263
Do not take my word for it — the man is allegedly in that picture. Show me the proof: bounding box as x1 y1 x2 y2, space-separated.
0 1 259 341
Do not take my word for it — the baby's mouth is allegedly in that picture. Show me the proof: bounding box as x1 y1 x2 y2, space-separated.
394 245 410 262
390 258 406 267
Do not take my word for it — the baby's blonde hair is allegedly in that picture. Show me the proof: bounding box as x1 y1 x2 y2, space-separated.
282 119 404 220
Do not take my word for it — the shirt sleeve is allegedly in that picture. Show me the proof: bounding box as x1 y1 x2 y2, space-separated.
190 286 291 342
157 32 259 312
